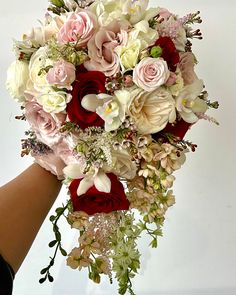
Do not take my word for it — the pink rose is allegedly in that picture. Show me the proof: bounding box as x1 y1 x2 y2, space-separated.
46 60 76 89
25 101 66 147
179 52 198 85
84 21 128 77
133 57 170 92
58 11 97 47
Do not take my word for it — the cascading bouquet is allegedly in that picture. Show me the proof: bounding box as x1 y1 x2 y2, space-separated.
6 0 219 294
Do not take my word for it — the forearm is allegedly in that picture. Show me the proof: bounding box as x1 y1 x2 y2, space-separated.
0 163 62 273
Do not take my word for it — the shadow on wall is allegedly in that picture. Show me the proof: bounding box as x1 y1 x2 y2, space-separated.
141 288 236 295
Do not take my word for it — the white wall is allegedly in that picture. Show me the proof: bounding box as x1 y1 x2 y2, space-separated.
0 1 236 294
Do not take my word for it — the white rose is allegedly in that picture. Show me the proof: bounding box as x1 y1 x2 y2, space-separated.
37 91 72 113
116 39 142 70
105 149 137 179
29 47 53 91
6 60 29 102
128 87 176 134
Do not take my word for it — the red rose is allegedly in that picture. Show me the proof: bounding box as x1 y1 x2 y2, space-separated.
69 173 130 215
67 65 106 129
155 37 180 71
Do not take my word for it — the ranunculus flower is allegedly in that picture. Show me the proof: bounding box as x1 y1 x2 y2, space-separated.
25 101 66 147
66 66 106 129
37 91 72 113
133 57 170 92
46 60 76 90
6 60 29 102
128 87 176 134
58 11 97 47
69 173 130 215
154 37 180 71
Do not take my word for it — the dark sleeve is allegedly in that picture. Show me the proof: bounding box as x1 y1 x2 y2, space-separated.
0 255 14 295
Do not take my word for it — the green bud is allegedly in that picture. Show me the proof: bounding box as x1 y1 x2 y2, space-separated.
150 46 163 58
50 0 65 8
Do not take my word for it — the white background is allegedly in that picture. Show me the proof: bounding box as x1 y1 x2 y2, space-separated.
0 0 236 294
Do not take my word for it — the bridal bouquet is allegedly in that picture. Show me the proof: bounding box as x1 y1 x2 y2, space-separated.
6 0 219 293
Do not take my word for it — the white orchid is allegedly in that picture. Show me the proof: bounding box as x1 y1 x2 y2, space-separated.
176 79 208 123
82 89 131 132
63 163 111 196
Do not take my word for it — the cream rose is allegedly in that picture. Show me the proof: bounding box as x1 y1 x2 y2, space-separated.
105 149 137 179
116 39 142 70
6 60 29 102
133 57 170 92
29 47 53 91
128 87 176 134
37 91 72 113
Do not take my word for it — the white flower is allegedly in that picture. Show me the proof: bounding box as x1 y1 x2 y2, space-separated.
116 39 142 70
82 90 131 132
104 149 137 179
128 87 176 134
6 60 29 102
176 79 208 123
122 0 149 24
29 47 53 91
63 164 111 195
36 91 72 113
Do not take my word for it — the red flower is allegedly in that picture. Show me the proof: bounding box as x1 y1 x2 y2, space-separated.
164 119 192 139
155 37 180 71
69 173 130 215
67 65 106 129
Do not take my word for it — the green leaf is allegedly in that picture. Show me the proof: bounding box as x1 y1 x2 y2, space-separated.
48 274 54 283
56 207 64 215
49 240 57 248
39 277 46 284
50 0 65 8
150 238 158 248
60 247 67 256
55 231 61 241
49 215 56 222
40 268 48 275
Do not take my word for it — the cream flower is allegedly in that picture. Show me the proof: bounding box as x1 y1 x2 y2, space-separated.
104 149 137 179
6 60 29 102
29 47 53 91
176 79 208 123
116 39 142 70
63 164 111 196
36 91 72 113
82 90 131 132
128 87 176 134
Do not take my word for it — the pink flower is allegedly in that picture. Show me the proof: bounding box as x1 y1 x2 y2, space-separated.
133 57 170 92
179 52 198 85
34 152 66 180
46 60 76 89
25 101 66 147
58 11 97 47
84 21 129 77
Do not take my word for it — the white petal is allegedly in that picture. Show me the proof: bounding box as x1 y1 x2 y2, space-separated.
94 171 111 193
81 94 102 112
77 177 94 196
63 164 84 179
